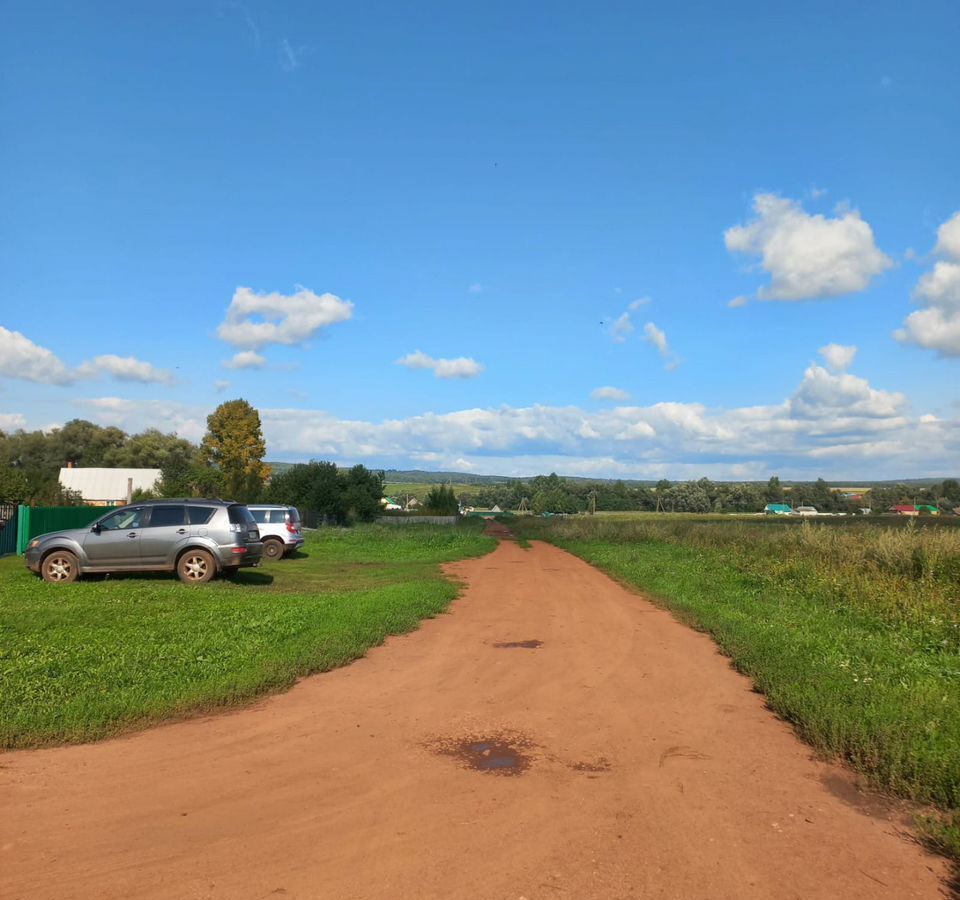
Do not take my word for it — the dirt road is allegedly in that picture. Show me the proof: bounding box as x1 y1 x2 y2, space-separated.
1 535 950 899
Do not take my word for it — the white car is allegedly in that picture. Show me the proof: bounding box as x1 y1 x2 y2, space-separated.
245 505 305 560
794 506 818 517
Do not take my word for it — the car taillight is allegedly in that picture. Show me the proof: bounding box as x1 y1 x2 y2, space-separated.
231 547 247 554
286 522 298 533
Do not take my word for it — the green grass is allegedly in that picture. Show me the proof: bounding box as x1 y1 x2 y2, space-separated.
513 516 960 863
0 522 495 748
383 481 482 501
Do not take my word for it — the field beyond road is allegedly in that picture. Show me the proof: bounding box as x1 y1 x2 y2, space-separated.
0 523 496 748
0 528 950 899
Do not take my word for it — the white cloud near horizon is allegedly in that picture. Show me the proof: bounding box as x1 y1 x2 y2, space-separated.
819 343 858 372
895 211 960 357
395 350 484 379
724 193 892 300
592 386 630 401
0 327 173 385
217 286 353 350
53 355 957 480
223 350 267 370
0 412 27 430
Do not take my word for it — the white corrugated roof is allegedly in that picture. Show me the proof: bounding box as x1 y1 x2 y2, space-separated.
59 467 162 502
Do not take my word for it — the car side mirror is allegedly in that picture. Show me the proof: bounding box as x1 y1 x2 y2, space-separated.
91 523 101 534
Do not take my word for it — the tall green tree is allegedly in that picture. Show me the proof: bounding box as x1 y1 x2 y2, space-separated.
199 400 270 502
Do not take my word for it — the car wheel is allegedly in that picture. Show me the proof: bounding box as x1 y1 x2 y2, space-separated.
262 539 284 561
177 549 216 584
42 550 79 584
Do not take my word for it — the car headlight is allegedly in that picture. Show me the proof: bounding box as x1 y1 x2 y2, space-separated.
27 539 42 550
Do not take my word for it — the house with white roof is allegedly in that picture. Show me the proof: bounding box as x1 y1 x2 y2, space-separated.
58 466 162 506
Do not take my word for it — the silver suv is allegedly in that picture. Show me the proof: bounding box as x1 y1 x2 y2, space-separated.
25 500 263 584
245 505 304 560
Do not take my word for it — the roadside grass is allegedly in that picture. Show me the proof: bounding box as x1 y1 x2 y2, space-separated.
0 522 495 749
513 516 960 861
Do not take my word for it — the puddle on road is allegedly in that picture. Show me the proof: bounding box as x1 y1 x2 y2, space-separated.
493 639 543 649
430 733 535 776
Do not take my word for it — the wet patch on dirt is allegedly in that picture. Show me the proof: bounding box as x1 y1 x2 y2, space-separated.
493 640 543 649
429 732 535 776
820 772 904 821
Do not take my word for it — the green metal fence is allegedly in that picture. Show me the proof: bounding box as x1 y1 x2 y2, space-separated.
0 503 17 557
16 505 118 555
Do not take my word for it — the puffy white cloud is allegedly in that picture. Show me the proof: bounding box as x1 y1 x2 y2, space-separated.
935 211 960 258
727 295 749 308
75 355 175 384
395 350 484 379
223 350 267 370
819 343 858 372
724 194 892 300
895 211 960 356
0 412 27 431
0 327 73 384
628 297 651 311
78 398 207 443
217 286 353 350
592 386 630 401
790 364 905 419
0 328 173 386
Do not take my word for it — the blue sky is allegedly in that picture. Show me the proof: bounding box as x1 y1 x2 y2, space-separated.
1 0 958 479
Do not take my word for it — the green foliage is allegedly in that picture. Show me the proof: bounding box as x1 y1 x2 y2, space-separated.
0 467 30 502
514 515 960 860
199 399 270 502
0 522 496 748
267 461 384 525
422 483 459 515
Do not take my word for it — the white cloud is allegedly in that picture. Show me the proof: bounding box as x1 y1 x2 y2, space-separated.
0 412 27 431
71 353 956 480
935 211 960 258
819 343 858 372
279 38 305 71
223 350 267 370
0 327 73 384
214 379 231 393
75 355 174 384
643 322 669 356
395 350 484 379
592 386 630 401
628 297 651 311
896 211 960 357
724 193 892 300
217 286 353 350
0 328 172 386
790 364 905 419
728 295 749 308
467 283 484 294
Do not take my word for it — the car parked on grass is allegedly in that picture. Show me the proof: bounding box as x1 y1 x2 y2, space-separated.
245 504 304 560
25 499 263 584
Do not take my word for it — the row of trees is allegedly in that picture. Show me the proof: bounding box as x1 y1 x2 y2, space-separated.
0 399 386 525
457 474 960 515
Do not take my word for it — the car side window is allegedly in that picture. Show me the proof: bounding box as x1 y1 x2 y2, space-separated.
99 508 145 530
147 506 186 527
187 506 215 525
250 509 269 523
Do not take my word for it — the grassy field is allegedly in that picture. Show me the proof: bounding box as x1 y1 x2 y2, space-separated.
512 515 960 859
0 522 495 749
383 482 482 502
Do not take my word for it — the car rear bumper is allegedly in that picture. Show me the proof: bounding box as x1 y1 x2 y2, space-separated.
219 541 263 569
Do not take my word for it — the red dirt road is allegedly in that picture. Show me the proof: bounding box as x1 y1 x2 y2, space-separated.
0 537 950 899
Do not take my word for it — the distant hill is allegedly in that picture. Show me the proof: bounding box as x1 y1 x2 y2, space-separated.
265 463 954 489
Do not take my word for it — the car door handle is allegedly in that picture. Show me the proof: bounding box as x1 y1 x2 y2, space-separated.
127 532 138 538
176 528 187 535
